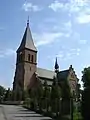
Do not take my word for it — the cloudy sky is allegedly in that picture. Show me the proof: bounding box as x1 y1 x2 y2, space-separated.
0 0 90 88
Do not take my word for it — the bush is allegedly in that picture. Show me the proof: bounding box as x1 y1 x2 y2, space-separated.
24 98 31 108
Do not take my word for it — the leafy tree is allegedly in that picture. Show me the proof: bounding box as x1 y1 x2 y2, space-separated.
0 85 6 102
43 80 50 98
51 77 61 99
81 67 90 120
43 80 50 111
0 85 6 96
82 67 90 88
51 77 61 114
36 83 43 111
4 88 11 101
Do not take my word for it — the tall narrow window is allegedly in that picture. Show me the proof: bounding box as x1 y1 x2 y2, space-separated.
28 54 30 61
31 55 34 63
19 52 23 62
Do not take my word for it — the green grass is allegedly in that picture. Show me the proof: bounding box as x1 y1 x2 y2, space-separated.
73 110 82 120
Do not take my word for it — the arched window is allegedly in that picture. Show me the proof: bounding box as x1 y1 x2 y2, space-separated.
19 52 23 62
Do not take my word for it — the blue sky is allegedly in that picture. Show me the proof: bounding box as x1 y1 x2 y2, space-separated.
0 0 90 88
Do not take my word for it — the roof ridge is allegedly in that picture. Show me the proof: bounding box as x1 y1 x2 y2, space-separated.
59 69 69 72
37 67 54 72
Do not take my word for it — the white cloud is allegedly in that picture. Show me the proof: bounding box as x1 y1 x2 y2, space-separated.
71 32 87 45
49 0 90 19
48 0 90 25
63 48 81 59
63 21 72 36
49 0 90 12
37 18 72 38
69 0 89 13
0 49 15 58
70 48 81 56
34 32 64 46
48 0 64 12
76 14 90 23
47 47 81 63
55 48 81 60
22 2 42 12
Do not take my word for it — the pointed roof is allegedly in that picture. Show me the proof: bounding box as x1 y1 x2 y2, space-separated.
17 18 37 52
55 57 59 70
54 57 59 73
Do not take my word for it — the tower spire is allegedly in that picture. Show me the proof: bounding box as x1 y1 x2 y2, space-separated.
17 17 37 52
55 57 59 73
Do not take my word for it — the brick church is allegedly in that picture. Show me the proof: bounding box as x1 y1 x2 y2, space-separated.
13 19 78 96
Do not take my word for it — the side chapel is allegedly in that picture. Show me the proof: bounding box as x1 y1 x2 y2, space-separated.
13 19 78 98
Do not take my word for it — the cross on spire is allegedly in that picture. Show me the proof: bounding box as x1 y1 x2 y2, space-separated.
27 16 29 26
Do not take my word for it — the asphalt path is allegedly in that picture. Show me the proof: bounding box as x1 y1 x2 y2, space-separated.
0 105 53 120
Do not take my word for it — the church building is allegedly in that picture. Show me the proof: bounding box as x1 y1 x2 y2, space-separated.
13 19 78 96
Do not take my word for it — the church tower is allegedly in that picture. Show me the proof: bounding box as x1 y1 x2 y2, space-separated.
13 19 37 91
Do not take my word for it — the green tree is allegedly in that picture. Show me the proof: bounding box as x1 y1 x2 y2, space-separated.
0 85 6 96
81 67 90 120
36 83 43 111
4 88 11 101
43 80 50 111
43 80 50 98
82 67 90 88
51 77 61 114
51 77 61 99
0 85 6 102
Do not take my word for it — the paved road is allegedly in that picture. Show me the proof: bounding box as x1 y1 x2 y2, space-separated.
0 105 52 120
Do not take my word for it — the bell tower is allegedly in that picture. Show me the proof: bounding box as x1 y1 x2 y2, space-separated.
13 19 37 91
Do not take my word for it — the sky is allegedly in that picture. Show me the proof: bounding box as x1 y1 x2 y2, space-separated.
0 0 90 88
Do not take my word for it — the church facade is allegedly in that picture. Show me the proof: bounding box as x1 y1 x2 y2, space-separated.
13 19 78 97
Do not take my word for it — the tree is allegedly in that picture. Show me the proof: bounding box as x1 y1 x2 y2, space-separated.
4 88 11 101
82 67 90 88
43 80 50 111
43 80 50 98
0 85 6 96
51 78 61 99
36 83 43 111
0 85 6 102
81 67 90 120
51 77 61 114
